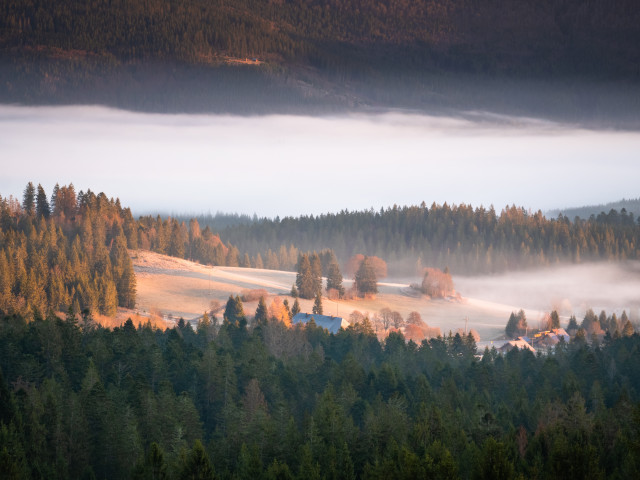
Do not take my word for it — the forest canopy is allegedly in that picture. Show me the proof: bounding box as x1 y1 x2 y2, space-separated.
3 182 640 478
2 308 640 478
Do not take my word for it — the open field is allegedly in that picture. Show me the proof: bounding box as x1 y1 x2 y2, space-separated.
127 250 640 341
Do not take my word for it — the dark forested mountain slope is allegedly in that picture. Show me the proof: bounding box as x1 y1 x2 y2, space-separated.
2 0 639 76
1 310 640 479
1 0 639 117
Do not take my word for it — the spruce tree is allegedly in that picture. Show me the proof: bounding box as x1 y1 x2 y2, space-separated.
22 182 35 216
505 312 518 339
35 184 50 218
179 440 215 480
50 183 59 215
296 254 315 299
354 256 377 297
291 298 301 316
224 295 246 325
326 259 344 298
110 234 136 309
255 296 268 324
254 253 264 269
313 292 323 315
310 252 323 294
567 315 578 331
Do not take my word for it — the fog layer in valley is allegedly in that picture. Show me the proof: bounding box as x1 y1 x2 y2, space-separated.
2 105 640 217
455 261 640 328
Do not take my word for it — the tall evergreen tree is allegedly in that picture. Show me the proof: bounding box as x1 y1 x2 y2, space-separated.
224 295 246 325
254 296 268 325
326 259 345 298
22 182 35 215
179 440 215 480
295 254 316 299
312 292 323 315
310 252 323 294
50 183 59 212
111 234 137 309
291 298 301 316
354 256 377 296
35 184 50 218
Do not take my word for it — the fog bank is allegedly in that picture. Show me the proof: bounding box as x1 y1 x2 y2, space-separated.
2 105 639 217
455 262 640 327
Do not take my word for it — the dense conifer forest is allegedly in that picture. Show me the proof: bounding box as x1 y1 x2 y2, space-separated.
3 183 640 478
2 0 639 118
2 0 638 77
548 199 640 223
0 183 137 318
4 183 639 314
213 204 640 275
2 307 640 479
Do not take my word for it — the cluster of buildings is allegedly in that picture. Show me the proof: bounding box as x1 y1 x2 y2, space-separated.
498 328 571 354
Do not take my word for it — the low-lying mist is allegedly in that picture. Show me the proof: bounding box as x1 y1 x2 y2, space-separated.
2 105 639 218
455 261 640 326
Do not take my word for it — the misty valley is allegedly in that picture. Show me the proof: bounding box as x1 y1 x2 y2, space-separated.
1 178 640 479
2 0 640 474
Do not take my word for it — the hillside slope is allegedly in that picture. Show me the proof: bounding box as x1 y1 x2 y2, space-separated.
130 250 640 341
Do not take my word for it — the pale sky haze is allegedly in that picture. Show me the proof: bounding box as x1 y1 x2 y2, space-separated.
1 105 638 218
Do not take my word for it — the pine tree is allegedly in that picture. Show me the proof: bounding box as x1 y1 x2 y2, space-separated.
22 182 35 216
505 312 518 339
110 234 136 309
326 259 344 298
354 256 377 297
168 221 186 258
179 440 215 480
254 253 264 269
50 183 59 214
310 252 323 294
567 315 578 332
35 184 50 218
296 254 316 299
255 296 268 325
312 292 323 315
291 298 301 316
224 295 246 325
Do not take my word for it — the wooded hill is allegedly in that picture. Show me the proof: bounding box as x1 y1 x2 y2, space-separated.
548 198 640 223
212 203 640 275
4 183 639 323
2 306 640 479
1 0 639 119
2 0 638 77
3 182 640 478
0 183 137 319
